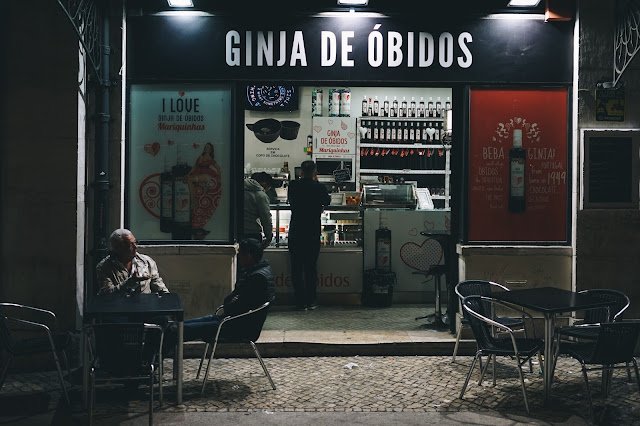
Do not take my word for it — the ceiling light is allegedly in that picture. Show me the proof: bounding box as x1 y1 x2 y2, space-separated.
167 0 194 7
507 0 540 6
337 0 369 5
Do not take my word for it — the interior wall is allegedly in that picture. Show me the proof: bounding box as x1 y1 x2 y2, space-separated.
577 0 640 316
1 1 79 330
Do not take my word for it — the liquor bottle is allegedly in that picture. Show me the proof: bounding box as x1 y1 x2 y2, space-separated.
368 97 373 116
375 227 392 272
509 129 526 213
434 122 440 142
160 161 173 233
373 121 379 141
422 122 429 143
383 96 390 117
410 97 417 118
428 97 434 117
415 123 421 143
401 97 408 118
373 96 380 116
391 122 397 142
385 122 392 142
419 97 426 118
436 97 443 118
391 96 398 118
172 160 192 240
409 121 415 141
362 95 368 116
403 121 409 142
366 120 372 141
445 96 452 111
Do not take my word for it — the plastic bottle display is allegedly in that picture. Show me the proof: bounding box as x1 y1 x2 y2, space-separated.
509 129 526 213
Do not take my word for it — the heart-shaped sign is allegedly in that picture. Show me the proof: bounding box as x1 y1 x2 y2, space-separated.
314 125 322 133
193 143 200 149
409 228 418 236
423 220 434 231
144 142 161 157
400 239 443 273
327 119 334 124
179 91 185 97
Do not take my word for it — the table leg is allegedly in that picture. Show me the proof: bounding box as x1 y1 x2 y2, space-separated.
177 320 183 404
543 313 556 403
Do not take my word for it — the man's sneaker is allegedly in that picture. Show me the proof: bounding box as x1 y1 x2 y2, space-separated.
295 305 307 311
306 303 319 310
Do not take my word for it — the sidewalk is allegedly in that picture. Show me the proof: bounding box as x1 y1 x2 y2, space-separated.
1 305 639 425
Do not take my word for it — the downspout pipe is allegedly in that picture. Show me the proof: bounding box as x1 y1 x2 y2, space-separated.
90 2 111 298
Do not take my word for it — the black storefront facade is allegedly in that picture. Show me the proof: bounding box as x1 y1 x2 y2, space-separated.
122 4 575 326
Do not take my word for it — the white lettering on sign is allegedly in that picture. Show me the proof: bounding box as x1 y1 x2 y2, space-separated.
225 28 473 69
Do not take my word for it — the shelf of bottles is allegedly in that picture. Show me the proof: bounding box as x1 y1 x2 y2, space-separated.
356 95 452 209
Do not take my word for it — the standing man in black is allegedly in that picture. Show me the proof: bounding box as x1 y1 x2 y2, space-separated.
288 160 331 311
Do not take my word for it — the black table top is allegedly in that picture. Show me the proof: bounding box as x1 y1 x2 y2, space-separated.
492 286 612 314
86 293 184 321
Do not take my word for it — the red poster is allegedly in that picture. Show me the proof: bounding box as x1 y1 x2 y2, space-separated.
468 88 568 242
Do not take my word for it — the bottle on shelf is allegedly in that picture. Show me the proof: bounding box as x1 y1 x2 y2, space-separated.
374 121 381 141
434 122 440 142
373 96 380 116
410 97 417 118
509 129 526 213
383 96 390 117
368 97 373 116
428 97 434 117
366 120 372 141
415 123 422 143
402 121 409 142
391 121 397 142
362 95 368 116
445 96 452 111
409 121 415 141
391 96 398 118
385 121 392 142
419 96 425 118
422 122 429 143
401 97 408 118
436 97 443 118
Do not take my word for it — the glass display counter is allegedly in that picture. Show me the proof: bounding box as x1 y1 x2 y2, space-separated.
269 204 362 248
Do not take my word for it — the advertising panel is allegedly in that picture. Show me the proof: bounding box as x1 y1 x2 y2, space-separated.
468 88 568 242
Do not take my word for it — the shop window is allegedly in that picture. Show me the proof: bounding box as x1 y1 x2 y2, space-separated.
128 84 232 242
583 130 640 209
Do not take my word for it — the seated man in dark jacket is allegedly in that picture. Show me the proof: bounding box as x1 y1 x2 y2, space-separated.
181 238 275 342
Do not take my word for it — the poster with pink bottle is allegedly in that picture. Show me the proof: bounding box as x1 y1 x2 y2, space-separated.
129 85 232 240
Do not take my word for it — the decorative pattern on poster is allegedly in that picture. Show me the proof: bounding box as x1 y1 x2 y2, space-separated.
468 88 568 242
129 85 231 240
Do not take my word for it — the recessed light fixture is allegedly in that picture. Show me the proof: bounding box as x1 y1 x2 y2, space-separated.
167 0 194 7
507 0 541 6
337 0 369 5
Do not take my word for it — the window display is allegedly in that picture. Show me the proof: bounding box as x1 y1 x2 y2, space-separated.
128 84 232 241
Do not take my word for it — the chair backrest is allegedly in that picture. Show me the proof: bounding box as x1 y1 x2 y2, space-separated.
219 300 272 343
580 289 630 324
455 280 509 319
89 323 162 376
587 322 640 365
461 295 500 350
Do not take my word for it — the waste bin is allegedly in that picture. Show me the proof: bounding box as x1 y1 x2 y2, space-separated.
362 269 397 307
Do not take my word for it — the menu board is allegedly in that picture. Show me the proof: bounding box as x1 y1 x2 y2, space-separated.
587 136 632 204
468 88 568 242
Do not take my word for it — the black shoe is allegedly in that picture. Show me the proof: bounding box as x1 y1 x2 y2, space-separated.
306 303 319 310
295 305 307 311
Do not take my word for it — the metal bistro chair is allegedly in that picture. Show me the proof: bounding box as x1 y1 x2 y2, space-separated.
197 300 276 396
86 323 164 426
0 303 71 405
561 322 640 419
459 295 543 414
452 281 531 369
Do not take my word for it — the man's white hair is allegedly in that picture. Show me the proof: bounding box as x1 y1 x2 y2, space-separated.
110 228 133 248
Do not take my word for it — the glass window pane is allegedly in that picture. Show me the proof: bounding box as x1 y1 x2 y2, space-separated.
128 84 232 241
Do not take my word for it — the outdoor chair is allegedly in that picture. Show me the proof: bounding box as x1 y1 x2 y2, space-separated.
197 300 276 396
0 303 71 405
561 322 640 419
86 323 164 426
459 295 543 414
452 281 531 371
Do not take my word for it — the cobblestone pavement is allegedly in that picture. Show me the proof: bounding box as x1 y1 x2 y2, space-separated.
2 355 640 425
